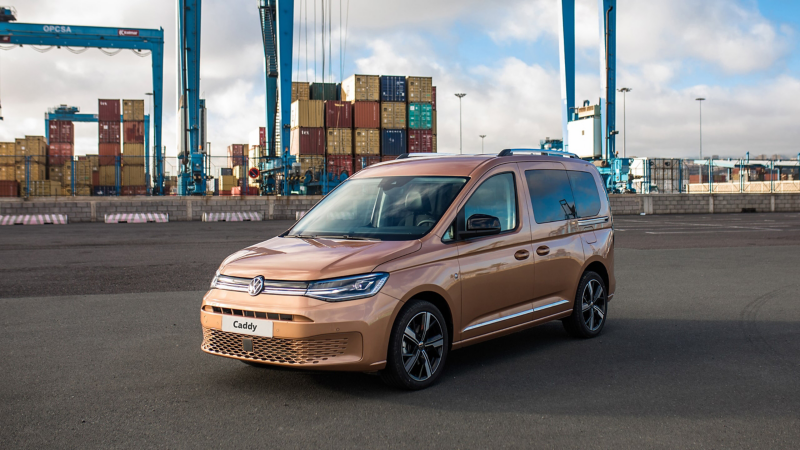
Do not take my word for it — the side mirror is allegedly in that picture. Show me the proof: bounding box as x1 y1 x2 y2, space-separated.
460 214 502 239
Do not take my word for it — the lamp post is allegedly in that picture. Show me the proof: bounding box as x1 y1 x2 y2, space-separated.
617 87 631 158
696 97 705 187
479 135 486 154
455 93 466 154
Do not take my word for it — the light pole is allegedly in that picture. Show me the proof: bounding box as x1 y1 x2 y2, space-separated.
455 93 466 154
479 135 486 154
696 97 705 185
617 87 631 158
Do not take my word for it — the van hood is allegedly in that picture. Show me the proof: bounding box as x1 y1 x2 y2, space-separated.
219 236 422 281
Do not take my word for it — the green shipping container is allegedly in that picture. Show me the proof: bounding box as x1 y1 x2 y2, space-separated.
310 82 341 101
408 103 433 130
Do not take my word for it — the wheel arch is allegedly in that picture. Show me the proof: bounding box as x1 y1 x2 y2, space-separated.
406 291 454 349
583 259 609 294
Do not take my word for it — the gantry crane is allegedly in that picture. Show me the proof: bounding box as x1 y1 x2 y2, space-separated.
0 6 166 194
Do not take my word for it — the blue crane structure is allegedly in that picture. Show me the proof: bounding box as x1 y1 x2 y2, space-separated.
0 7 166 194
558 0 629 192
176 0 207 196
43 104 150 196
258 0 294 196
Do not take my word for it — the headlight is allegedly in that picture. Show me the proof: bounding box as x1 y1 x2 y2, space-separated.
210 270 220 288
305 273 389 302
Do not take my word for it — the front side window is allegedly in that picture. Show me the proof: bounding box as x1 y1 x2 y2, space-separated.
462 172 518 232
287 176 467 241
525 169 576 223
567 170 601 218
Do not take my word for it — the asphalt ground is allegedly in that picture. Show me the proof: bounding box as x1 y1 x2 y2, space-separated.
1 213 799 448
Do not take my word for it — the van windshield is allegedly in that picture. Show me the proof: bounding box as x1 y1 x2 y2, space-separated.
287 176 468 241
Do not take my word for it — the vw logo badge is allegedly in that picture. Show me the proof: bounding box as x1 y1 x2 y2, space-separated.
248 276 265 296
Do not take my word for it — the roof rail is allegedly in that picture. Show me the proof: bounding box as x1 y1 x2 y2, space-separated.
497 148 580 159
396 152 464 159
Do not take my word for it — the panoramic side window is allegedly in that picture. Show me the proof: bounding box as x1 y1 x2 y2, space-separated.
462 172 517 232
567 170 601 218
525 169 577 223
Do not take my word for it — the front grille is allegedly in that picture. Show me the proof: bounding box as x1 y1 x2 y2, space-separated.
202 328 349 365
208 306 295 322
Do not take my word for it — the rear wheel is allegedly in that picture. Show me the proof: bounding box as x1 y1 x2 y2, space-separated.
381 300 449 390
563 271 608 338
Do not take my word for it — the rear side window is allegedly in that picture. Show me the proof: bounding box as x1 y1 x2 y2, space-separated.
567 171 601 218
525 170 576 223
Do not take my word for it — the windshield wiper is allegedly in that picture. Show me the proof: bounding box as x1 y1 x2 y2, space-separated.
285 234 318 239
314 235 382 241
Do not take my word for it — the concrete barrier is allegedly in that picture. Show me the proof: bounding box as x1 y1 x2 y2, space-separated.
1 193 799 223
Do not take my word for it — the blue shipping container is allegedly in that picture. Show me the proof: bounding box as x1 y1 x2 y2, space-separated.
380 76 406 102
381 129 407 156
91 186 118 196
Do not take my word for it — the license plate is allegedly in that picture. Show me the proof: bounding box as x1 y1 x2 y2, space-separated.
221 316 273 338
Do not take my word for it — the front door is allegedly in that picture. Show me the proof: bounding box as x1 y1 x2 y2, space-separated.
454 165 536 340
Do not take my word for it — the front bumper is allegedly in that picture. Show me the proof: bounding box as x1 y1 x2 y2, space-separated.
200 289 402 371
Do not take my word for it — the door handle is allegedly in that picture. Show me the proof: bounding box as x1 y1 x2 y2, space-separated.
536 246 550 256
514 249 530 260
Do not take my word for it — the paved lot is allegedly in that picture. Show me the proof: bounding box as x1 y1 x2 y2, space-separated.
1 213 799 448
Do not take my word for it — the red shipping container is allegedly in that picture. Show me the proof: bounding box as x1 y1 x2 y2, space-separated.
98 99 121 122
327 155 353 179
121 186 147 196
219 190 232 196
99 143 121 166
123 121 145 143
99 121 121 143
231 186 259 196
48 121 74 143
49 142 74 166
92 171 100 186
227 144 246 168
352 101 380 128
259 127 267 147
0 180 18 197
408 129 434 153
290 128 325 155
354 155 380 173
325 101 352 128
381 155 398 163
431 86 436 111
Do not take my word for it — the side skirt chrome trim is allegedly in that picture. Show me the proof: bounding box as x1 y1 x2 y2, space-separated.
463 299 570 332
533 299 569 312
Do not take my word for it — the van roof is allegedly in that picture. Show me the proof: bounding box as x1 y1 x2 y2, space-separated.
352 150 597 178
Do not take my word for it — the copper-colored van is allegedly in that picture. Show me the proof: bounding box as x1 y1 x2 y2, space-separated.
201 150 615 389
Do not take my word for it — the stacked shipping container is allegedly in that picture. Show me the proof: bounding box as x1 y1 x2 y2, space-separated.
122 99 146 194
0 142 16 196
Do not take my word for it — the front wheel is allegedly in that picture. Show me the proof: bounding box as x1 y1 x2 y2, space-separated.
381 300 449 390
563 271 608 338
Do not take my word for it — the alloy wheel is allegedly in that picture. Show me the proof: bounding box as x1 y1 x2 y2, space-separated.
582 279 606 332
401 311 445 382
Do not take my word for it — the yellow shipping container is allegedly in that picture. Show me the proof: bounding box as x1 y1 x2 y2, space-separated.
407 77 433 103
219 175 238 191
48 166 65 183
123 99 146 121
381 102 407 129
123 165 146 186
232 165 247 179
326 129 353 155
432 135 437 153
122 143 145 165
290 100 324 129
292 82 310 102
15 163 46 183
341 74 380 102
354 129 380 155
84 154 100 170
30 180 61 197
67 160 93 186
99 166 117 186
0 165 15 181
0 142 14 165
15 136 47 164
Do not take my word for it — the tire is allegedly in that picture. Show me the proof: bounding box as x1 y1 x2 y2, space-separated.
563 271 608 338
380 300 449 390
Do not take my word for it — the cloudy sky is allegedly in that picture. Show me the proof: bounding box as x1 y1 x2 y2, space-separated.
1 0 798 168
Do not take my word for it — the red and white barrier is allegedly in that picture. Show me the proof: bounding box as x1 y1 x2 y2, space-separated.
104 213 169 223
203 212 263 222
0 214 69 225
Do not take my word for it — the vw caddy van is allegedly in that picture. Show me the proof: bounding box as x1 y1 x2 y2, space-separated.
201 150 615 390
